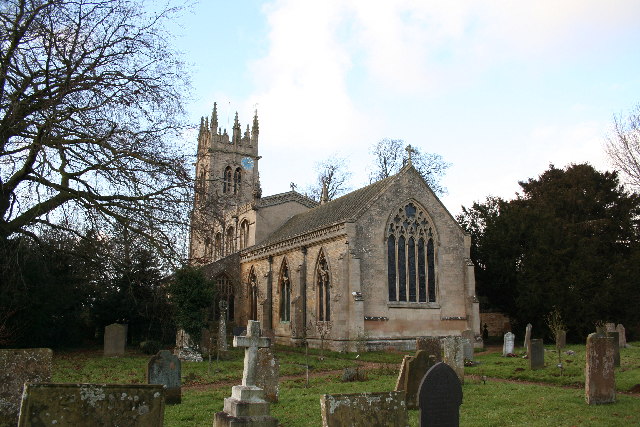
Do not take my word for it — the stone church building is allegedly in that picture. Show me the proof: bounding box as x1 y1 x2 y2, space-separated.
190 104 480 351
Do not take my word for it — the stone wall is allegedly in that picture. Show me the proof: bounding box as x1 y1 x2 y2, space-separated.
480 312 512 336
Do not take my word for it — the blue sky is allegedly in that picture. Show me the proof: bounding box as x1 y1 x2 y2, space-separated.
169 0 640 215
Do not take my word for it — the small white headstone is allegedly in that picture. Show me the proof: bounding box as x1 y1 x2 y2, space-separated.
503 332 515 356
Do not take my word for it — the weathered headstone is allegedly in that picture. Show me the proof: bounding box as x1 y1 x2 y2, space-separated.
416 337 442 362
404 350 438 409
605 322 616 333
461 338 474 362
555 330 567 349
442 336 464 384
218 301 228 353
529 339 544 370
0 348 52 427
418 362 463 427
615 324 627 348
585 333 616 405
174 329 203 362
104 323 127 356
147 350 181 404
213 320 278 427
256 348 279 403
320 392 408 427
394 355 414 391
502 332 515 356
608 331 620 367
524 323 532 355
17 384 164 426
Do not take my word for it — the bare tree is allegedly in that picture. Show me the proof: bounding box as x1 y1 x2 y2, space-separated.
368 138 451 196
0 0 191 261
605 104 640 190
304 155 351 202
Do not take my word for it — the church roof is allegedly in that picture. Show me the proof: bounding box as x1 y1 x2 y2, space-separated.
254 173 398 248
257 191 318 209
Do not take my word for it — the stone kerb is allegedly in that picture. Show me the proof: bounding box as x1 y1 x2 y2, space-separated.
585 333 616 405
17 383 164 427
147 350 182 404
418 362 463 427
104 323 127 356
320 392 408 427
0 348 52 427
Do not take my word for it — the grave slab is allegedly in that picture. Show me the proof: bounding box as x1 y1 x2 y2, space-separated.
320 392 408 427
585 333 616 405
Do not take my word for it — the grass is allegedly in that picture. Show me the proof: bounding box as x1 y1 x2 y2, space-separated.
49 342 640 426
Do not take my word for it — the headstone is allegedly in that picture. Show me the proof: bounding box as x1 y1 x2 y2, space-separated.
555 330 567 349
147 350 181 404
17 383 164 426
213 320 278 427
256 348 279 403
529 339 544 370
320 392 408 427
615 324 627 348
442 336 464 384
394 355 414 391
608 331 620 367
0 348 52 427
524 323 532 355
502 332 515 356
461 338 474 362
585 333 616 405
416 337 442 362
174 329 203 362
104 323 127 356
418 362 463 427
605 323 616 333
404 350 438 409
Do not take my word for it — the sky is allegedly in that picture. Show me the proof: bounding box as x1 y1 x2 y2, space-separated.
168 0 640 215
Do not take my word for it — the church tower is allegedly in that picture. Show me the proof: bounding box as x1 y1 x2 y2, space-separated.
190 103 261 263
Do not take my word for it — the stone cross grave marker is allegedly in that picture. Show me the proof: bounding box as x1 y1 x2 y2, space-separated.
256 348 280 403
524 323 532 356
0 348 52 427
608 331 620 367
104 323 127 356
320 392 408 427
418 362 463 427
147 350 181 404
416 337 442 362
615 324 627 348
529 339 544 370
443 336 464 384
18 383 164 426
502 332 515 356
404 350 438 409
585 333 616 405
235 320 271 387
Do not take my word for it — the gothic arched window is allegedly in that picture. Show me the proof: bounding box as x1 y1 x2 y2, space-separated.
248 267 258 321
239 219 250 249
214 233 222 259
223 166 232 193
214 274 234 321
316 250 330 321
233 167 242 194
225 226 234 255
279 259 291 322
387 202 437 303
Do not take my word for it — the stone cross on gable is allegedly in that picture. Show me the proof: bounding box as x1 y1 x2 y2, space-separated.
233 320 271 387
405 145 417 166
290 182 297 192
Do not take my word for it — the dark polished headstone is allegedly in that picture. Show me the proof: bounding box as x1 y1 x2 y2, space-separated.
418 362 463 427
529 339 544 370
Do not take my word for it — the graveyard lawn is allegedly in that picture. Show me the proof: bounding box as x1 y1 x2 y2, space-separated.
48 343 640 426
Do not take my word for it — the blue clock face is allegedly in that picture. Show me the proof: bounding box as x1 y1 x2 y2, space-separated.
241 157 254 170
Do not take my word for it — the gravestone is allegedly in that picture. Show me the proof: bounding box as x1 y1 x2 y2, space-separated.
605 323 616 333
502 332 515 356
256 348 279 403
147 350 181 404
213 320 278 427
608 331 620 367
555 330 567 349
529 339 544 370
524 323 532 355
174 329 203 362
442 336 464 384
418 362 463 427
461 338 474 362
0 348 52 427
18 384 164 426
615 324 627 348
394 355 414 391
585 333 616 405
416 337 442 362
104 323 127 356
404 350 438 409
320 392 408 427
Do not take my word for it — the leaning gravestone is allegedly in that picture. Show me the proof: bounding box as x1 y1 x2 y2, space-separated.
416 337 442 362
524 323 532 356
442 336 464 384
394 355 414 391
320 392 408 427
256 348 279 403
615 324 627 348
213 320 278 427
147 350 181 404
608 331 620 367
585 333 616 405
17 384 164 426
529 339 544 370
556 330 567 349
418 362 463 427
404 350 438 409
502 332 515 356
104 323 127 356
0 348 52 427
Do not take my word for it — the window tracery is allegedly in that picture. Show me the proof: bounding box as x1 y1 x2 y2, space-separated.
223 166 232 193
233 167 242 194
239 220 250 249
